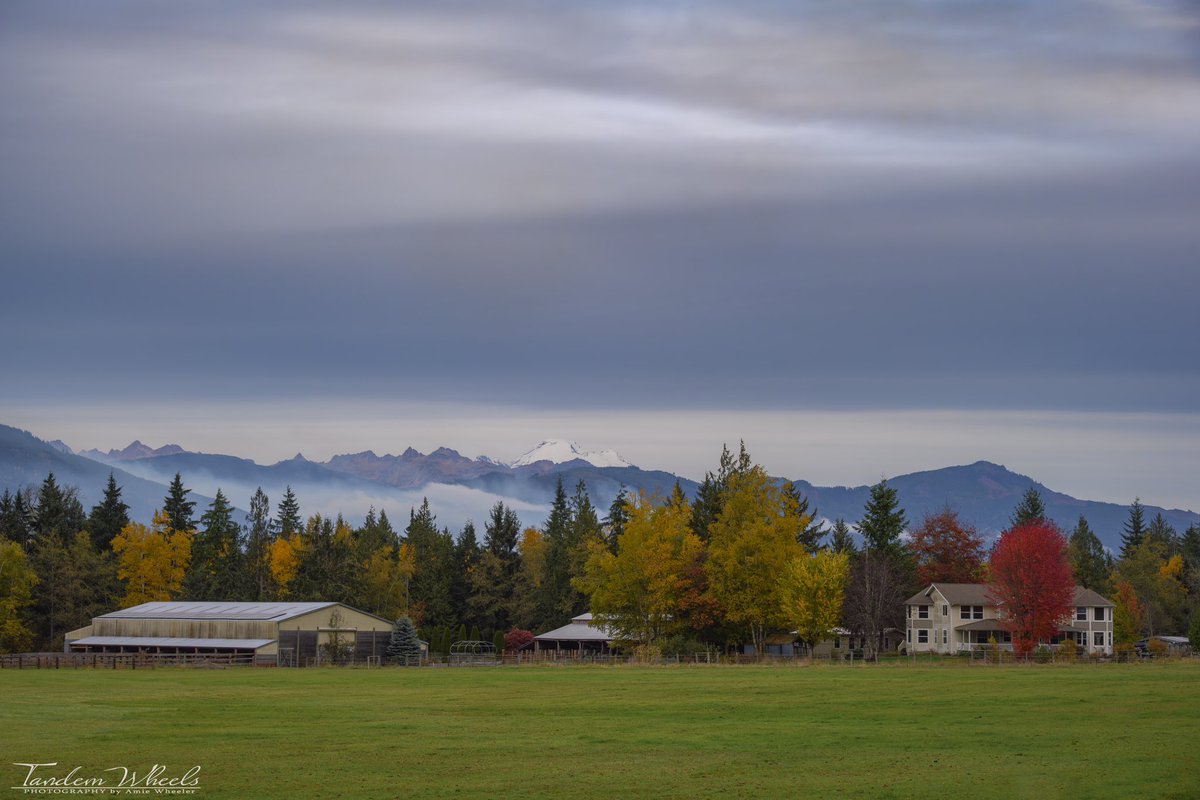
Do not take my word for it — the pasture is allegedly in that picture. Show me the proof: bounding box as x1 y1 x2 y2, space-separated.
2 661 1198 799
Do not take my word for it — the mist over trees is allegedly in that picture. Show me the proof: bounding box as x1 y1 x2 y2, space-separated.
1 453 1198 656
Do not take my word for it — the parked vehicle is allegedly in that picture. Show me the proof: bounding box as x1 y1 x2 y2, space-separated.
1134 636 1192 658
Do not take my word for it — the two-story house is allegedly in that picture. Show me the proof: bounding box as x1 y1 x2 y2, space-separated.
904 583 1114 655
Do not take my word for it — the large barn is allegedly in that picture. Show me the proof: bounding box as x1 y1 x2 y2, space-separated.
64 601 400 665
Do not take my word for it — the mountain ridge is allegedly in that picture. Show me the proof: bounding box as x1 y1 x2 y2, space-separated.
4 424 1196 552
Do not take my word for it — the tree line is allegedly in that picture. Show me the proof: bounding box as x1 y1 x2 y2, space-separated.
1 445 1198 655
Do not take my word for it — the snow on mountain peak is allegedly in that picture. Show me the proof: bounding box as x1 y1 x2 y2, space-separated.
510 439 633 469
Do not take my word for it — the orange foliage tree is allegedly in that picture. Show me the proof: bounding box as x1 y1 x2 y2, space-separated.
908 507 986 585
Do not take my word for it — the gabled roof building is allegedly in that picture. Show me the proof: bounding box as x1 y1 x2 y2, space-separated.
904 583 1114 655
533 613 614 654
65 601 399 665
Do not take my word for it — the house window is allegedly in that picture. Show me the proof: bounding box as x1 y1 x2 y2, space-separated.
1076 607 1087 621
918 606 929 619
834 637 841 649
907 605 912 619
942 605 949 617
942 630 948 645
1094 607 1105 621
960 606 970 619
918 630 928 644
1094 631 1104 647
907 630 911 643
960 605 984 620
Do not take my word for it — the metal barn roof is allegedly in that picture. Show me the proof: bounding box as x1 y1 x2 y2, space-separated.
535 614 614 642
99 601 338 622
70 636 276 650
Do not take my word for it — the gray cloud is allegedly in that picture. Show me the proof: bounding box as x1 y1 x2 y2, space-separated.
1 0 1198 503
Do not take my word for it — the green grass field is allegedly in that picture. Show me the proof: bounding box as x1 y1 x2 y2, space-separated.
3 662 1198 799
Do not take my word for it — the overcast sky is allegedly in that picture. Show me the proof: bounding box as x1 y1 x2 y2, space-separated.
2 1 1198 509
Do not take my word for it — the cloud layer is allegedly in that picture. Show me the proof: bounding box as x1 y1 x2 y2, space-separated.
2 1 1197 505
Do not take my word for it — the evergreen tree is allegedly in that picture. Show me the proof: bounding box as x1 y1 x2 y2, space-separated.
492 629 506 655
1068 515 1111 593
29 531 119 649
244 487 274 601
357 507 399 555
604 486 630 553
689 473 723 544
827 518 857 555
0 490 34 549
404 499 456 627
689 444 738 543
34 473 86 545
451 521 482 628
386 616 423 665
87 473 130 552
1145 513 1178 554
1181 524 1200 574
163 473 196 533
469 624 480 642
1121 498 1147 558
276 486 302 538
184 489 243 600
1010 487 1047 528
469 503 522 634
293 514 357 604
536 478 574 628
858 480 908 558
785 482 828 551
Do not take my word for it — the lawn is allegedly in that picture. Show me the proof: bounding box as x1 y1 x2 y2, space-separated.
2 661 1198 799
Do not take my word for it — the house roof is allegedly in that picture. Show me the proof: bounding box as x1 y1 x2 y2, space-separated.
907 584 1114 608
98 601 339 622
70 636 276 650
1072 587 1114 607
956 619 1008 631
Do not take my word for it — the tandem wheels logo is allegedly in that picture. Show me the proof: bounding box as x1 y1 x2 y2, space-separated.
10 763 201 796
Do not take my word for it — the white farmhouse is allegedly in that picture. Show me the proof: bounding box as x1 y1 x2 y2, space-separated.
904 583 1114 655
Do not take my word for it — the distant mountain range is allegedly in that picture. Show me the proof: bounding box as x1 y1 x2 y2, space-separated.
1 424 1196 552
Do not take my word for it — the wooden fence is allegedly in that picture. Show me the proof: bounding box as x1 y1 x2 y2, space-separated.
0 652 257 669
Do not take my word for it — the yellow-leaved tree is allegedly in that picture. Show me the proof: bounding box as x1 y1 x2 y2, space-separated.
780 549 850 658
268 533 304 599
359 542 416 621
0 538 38 652
111 511 192 607
576 490 704 646
705 466 806 656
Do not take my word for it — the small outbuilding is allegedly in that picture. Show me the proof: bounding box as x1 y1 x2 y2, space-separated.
65 601 404 665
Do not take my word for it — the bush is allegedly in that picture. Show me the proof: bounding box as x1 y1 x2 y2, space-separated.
1114 642 1135 663
504 628 534 652
1034 645 1053 664
1058 638 1077 663
1148 637 1169 658
633 644 662 663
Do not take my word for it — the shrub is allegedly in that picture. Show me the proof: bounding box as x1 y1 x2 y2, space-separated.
1148 637 1169 658
504 628 534 652
1058 638 1077 663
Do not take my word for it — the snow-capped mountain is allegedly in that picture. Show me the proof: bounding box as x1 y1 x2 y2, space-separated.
511 439 633 469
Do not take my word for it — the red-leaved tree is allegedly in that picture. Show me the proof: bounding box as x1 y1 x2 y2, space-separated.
987 520 1075 658
504 628 534 653
909 507 986 585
